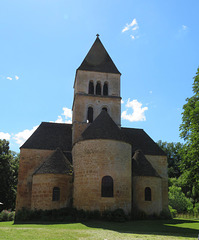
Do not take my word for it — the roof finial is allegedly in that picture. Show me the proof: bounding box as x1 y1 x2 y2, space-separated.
96 33 100 38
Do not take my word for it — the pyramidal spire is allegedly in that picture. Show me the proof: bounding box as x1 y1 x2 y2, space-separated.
78 35 120 74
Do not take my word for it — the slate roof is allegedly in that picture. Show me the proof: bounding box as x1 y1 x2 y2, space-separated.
81 110 129 143
77 36 121 74
21 122 72 151
34 148 73 175
132 149 160 177
121 127 166 156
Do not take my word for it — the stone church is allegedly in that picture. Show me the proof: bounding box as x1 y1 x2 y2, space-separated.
16 35 168 215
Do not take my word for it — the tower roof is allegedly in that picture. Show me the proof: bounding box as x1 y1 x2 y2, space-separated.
81 110 128 143
77 35 121 74
34 148 72 175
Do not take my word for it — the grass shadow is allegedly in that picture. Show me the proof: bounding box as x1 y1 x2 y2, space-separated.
83 218 199 239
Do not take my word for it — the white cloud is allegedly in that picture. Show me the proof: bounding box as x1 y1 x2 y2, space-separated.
0 132 11 140
121 99 124 104
182 25 187 30
149 90 152 94
6 77 12 80
55 107 72 123
13 125 38 146
15 75 19 80
122 18 138 33
121 99 148 122
130 35 135 40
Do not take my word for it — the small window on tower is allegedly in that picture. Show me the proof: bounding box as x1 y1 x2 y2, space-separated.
102 107 107 112
103 82 108 96
96 82 101 95
88 81 94 94
52 187 60 201
145 187 151 201
87 107 93 123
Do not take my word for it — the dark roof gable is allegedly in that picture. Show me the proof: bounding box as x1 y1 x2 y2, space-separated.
34 148 73 175
81 110 129 143
78 36 120 74
21 122 72 151
121 127 166 156
132 149 160 177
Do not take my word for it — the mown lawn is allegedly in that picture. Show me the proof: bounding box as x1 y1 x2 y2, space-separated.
0 218 199 240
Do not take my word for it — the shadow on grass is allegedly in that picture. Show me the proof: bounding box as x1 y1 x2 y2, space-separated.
13 219 199 239
83 219 199 239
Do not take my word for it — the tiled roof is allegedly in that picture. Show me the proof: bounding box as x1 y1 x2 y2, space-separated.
77 36 120 74
34 148 73 175
81 110 129 143
132 149 160 177
21 122 72 151
121 127 166 156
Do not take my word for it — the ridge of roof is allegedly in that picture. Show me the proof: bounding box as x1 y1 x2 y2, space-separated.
21 122 72 151
34 148 73 175
121 127 166 156
81 110 129 143
132 149 160 177
77 36 121 74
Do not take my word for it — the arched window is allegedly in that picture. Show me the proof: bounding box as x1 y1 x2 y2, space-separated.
88 81 94 94
52 187 60 201
102 107 107 112
96 82 101 95
145 187 151 201
103 82 108 96
87 107 93 123
101 176 113 197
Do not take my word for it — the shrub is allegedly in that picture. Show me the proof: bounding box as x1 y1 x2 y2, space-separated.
0 210 15 221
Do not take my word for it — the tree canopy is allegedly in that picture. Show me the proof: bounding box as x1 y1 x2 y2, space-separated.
0 139 19 209
179 67 199 203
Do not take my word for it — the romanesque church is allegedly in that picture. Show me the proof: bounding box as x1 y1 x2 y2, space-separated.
16 35 168 215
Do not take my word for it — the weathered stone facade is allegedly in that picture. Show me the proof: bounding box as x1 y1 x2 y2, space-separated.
16 35 168 216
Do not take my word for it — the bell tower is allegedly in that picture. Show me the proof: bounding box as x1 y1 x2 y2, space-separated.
72 35 122 144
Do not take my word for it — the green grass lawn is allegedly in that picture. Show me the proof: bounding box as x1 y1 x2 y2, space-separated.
0 218 199 240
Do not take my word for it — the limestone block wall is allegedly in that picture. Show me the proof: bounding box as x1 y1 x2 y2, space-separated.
31 174 73 210
74 70 121 97
133 176 162 215
16 149 53 211
145 155 168 210
72 139 132 214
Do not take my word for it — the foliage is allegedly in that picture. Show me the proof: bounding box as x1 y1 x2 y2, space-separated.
15 207 128 223
0 139 19 209
169 185 193 213
0 210 15 221
179 67 199 204
168 205 177 218
157 140 183 178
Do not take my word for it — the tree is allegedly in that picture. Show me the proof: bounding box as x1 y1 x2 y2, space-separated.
179 67 199 203
157 140 183 178
0 139 19 209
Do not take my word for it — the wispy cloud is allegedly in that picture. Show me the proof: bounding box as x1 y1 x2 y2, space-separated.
6 77 12 80
13 126 38 146
55 107 72 123
15 75 19 80
0 132 11 140
122 18 139 40
121 99 148 122
182 25 188 31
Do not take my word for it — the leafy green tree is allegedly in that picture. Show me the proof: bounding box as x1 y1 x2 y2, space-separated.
0 139 19 209
179 67 199 203
157 140 183 178
169 185 193 213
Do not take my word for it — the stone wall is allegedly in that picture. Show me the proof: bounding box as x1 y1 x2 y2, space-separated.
72 139 132 214
145 155 168 210
31 173 73 210
16 149 53 211
133 176 162 215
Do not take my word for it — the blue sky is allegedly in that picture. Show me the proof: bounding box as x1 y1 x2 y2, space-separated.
1 0 199 153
